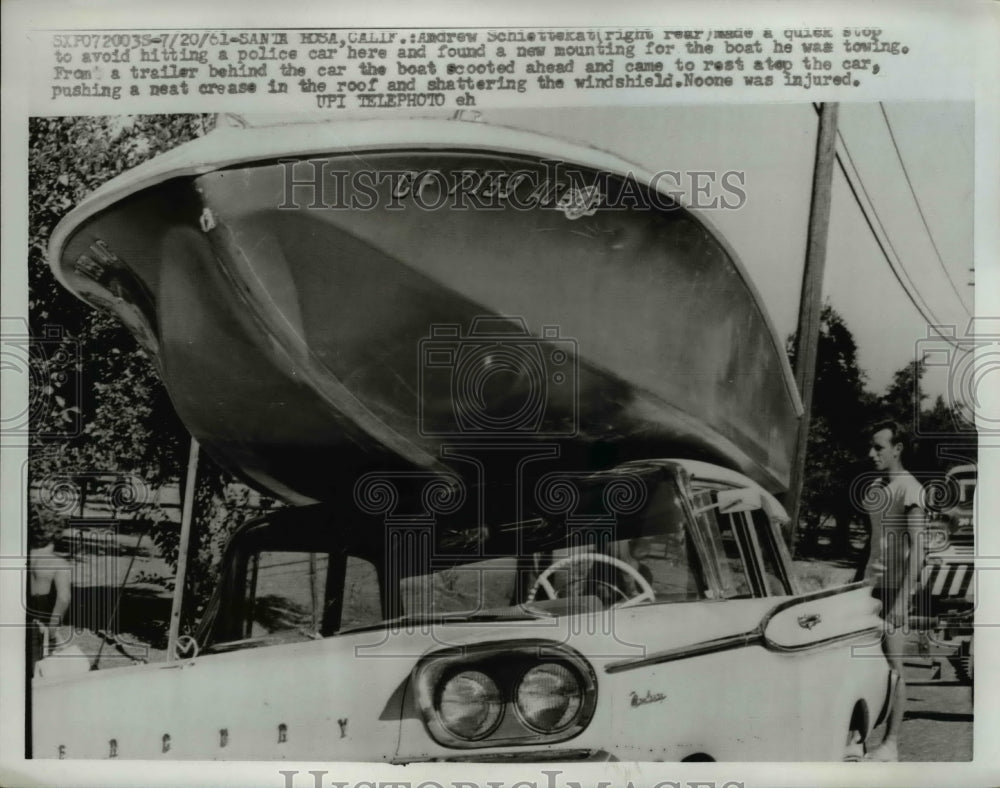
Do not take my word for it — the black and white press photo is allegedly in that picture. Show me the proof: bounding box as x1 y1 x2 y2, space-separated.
20 101 977 762
2 5 998 788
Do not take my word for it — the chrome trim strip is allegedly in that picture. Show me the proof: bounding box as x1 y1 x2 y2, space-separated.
604 629 762 674
758 582 879 653
394 748 614 763
761 626 882 654
762 580 871 617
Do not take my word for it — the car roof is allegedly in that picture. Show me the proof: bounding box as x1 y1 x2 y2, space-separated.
946 463 977 479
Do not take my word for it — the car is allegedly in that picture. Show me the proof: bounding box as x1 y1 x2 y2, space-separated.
32 458 894 762
916 463 976 681
939 464 976 545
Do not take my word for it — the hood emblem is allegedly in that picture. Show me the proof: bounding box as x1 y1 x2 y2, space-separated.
556 185 602 220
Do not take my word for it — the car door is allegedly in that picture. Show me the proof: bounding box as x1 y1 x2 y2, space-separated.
741 508 886 758
688 484 884 759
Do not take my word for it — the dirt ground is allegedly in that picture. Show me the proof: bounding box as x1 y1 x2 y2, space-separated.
58 525 171 668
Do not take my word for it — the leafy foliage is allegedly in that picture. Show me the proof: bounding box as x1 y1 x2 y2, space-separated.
28 116 209 482
28 115 275 625
877 360 975 475
787 305 876 552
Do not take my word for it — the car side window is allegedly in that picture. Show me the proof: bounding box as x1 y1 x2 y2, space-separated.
339 555 382 631
247 551 328 638
750 512 792 596
690 490 753 599
714 512 754 598
397 556 520 616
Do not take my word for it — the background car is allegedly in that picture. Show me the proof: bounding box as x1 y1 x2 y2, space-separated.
916 464 976 682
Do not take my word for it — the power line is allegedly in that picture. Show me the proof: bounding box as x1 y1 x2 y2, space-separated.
811 104 965 350
878 102 972 317
836 130 945 328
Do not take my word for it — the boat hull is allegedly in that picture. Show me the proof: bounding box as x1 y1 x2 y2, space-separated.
52 122 801 502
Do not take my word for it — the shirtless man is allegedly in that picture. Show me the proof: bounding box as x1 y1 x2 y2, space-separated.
861 420 926 762
27 509 72 673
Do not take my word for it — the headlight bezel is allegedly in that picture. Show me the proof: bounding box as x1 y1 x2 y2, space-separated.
413 640 598 749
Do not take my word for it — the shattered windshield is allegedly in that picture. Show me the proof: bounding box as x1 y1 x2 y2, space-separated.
207 470 759 649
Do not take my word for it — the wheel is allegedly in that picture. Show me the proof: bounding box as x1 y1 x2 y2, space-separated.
526 551 655 608
843 703 868 761
843 726 866 761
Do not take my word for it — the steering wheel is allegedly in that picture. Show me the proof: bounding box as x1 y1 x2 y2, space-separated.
526 552 656 608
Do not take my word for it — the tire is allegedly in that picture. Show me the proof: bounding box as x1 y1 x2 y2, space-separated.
844 725 866 761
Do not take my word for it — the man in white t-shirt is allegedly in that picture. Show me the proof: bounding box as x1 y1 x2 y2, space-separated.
861 420 926 761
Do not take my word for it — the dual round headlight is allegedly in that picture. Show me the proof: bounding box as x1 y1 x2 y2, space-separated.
514 662 584 732
436 662 584 740
437 670 503 740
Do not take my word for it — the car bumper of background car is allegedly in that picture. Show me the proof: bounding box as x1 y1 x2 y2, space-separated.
392 748 616 764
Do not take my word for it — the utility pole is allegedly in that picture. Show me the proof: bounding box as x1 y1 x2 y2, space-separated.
167 437 199 660
788 103 839 551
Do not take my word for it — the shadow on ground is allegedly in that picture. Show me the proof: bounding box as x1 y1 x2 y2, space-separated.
904 710 974 724
69 585 171 650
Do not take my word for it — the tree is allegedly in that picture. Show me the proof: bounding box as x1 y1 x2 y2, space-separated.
880 360 925 431
28 115 273 632
787 304 878 556
877 360 976 478
28 116 210 486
